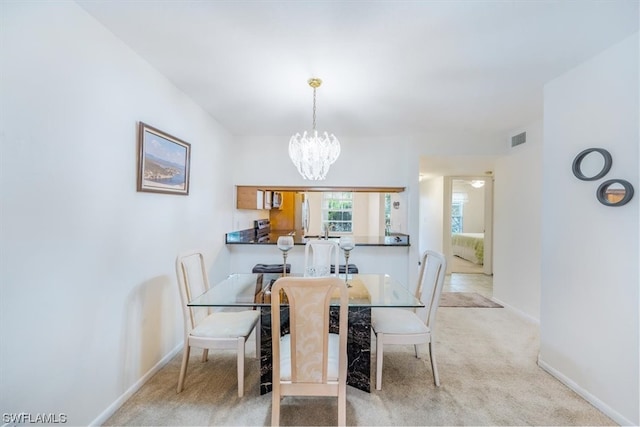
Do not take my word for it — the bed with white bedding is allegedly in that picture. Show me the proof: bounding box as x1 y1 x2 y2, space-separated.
451 232 484 265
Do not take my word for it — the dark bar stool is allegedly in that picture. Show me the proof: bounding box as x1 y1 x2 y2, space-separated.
252 264 291 274
331 264 359 274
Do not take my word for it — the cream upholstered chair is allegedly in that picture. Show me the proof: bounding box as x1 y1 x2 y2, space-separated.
304 240 340 277
371 250 447 390
270 276 349 426
175 251 260 397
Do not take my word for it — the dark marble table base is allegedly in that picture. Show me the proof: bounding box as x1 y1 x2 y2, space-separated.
259 306 371 394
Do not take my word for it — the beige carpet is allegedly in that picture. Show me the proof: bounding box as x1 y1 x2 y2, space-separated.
104 308 615 426
440 292 503 308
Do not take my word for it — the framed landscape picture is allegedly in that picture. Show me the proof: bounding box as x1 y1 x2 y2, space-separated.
137 122 191 195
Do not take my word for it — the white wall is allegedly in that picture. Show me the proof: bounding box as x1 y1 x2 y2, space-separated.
233 208 269 231
539 34 639 425
419 176 445 256
492 120 543 320
233 135 421 287
0 3 234 425
233 135 413 189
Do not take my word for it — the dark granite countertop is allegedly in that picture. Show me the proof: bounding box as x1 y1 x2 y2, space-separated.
225 229 410 246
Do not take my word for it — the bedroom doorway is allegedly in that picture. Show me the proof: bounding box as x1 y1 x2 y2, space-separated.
443 176 493 276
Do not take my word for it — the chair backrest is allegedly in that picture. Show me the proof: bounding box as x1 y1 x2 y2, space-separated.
271 276 348 384
175 251 211 332
414 250 447 330
304 240 340 277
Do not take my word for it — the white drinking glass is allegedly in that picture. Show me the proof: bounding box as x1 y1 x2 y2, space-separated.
277 236 294 252
339 236 355 285
339 236 355 251
277 236 294 276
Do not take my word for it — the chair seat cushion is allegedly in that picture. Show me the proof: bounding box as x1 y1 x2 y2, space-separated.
330 264 359 274
191 310 259 338
252 263 291 273
278 333 340 381
371 307 429 334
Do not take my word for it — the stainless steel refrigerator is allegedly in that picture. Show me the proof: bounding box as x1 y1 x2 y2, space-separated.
293 192 310 237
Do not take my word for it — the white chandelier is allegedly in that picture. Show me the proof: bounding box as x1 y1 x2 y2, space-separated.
289 78 340 180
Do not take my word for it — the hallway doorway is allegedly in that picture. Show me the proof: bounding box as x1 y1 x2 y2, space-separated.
443 176 493 276
418 155 497 279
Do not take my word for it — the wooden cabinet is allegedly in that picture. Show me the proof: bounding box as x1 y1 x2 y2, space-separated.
236 187 284 210
269 192 295 230
236 186 264 209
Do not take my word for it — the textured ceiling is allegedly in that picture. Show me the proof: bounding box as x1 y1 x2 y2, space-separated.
77 0 638 145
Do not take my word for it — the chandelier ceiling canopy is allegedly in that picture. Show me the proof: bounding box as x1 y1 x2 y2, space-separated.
288 78 340 180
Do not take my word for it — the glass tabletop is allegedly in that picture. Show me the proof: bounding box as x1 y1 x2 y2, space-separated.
188 273 423 308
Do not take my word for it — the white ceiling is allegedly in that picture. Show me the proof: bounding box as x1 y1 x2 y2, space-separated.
77 1 637 144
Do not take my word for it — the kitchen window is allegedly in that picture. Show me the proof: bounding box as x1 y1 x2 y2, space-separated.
322 192 353 233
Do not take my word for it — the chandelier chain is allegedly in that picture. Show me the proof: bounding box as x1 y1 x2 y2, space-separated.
312 86 317 131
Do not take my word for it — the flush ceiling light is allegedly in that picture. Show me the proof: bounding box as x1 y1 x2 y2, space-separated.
471 180 485 188
288 78 340 180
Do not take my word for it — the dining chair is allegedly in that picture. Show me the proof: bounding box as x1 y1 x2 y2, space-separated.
304 240 340 277
175 251 260 397
270 276 349 426
371 250 447 390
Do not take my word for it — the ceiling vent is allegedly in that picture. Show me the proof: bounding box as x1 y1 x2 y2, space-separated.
511 132 526 147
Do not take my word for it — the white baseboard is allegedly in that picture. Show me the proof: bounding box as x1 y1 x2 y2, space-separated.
89 343 183 426
537 357 634 426
491 297 540 325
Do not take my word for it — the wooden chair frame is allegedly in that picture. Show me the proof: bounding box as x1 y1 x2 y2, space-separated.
304 240 341 277
270 276 349 426
372 250 447 390
175 251 260 397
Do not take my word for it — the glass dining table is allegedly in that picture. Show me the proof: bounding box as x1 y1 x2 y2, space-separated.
188 272 423 394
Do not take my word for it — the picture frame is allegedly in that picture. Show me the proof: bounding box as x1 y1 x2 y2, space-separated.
137 122 191 195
